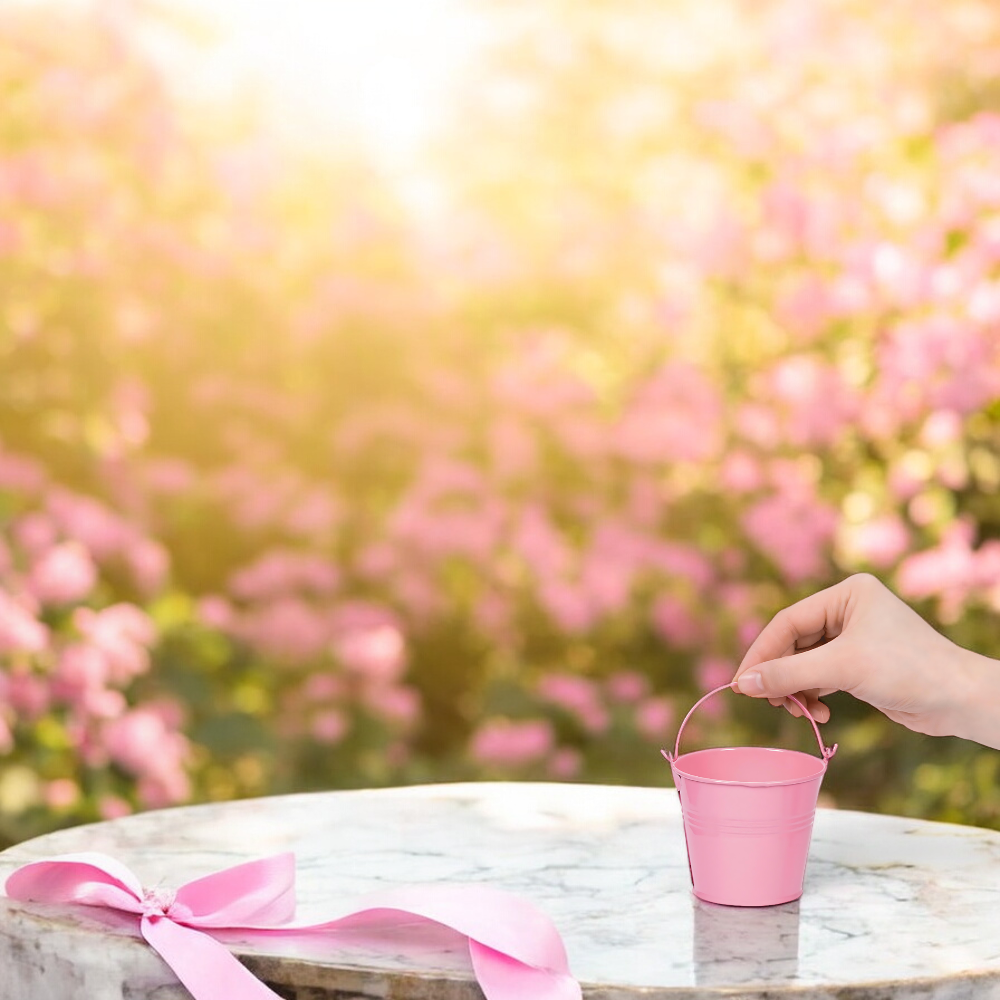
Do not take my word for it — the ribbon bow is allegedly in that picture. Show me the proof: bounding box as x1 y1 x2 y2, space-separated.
5 852 581 1000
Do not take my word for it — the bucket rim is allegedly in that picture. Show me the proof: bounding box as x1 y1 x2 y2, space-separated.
669 745 829 786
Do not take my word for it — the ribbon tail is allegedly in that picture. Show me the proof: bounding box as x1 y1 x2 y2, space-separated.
141 916 283 1000
469 940 582 1000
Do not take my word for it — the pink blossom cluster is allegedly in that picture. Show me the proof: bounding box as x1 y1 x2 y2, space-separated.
0 443 186 816
4 0 1000 826
202 562 422 746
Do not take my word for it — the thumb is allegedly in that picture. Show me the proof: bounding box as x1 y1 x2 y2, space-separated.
735 643 852 699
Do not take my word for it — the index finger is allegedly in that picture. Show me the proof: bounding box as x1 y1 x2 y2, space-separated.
735 579 853 678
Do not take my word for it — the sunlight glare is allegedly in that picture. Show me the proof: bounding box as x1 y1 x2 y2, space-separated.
182 0 486 167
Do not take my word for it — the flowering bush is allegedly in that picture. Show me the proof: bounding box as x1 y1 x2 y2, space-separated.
3 0 1000 844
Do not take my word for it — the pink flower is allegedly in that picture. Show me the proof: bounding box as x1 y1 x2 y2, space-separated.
12 512 57 556
615 362 724 464
110 378 150 448
578 555 633 619
766 355 858 447
393 571 444 621
737 616 764 650
474 592 514 641
303 673 345 700
229 478 296 532
6 672 49 717
888 460 927 501
330 602 406 681
757 178 838 260
538 674 609 733
46 489 131 559
229 550 340 601
867 318 1000 433
920 410 964 448
197 595 235 630
44 779 79 810
334 625 406 679
720 547 747 575
238 597 330 663
841 515 911 569
389 491 504 564
411 457 484 500
686 210 747 278
547 747 583 779
719 451 764 494
73 604 155 683
491 333 594 418
312 709 349 744
28 542 97 605
605 670 649 703
103 707 187 778
696 656 735 693
364 685 421 726
0 219 21 256
470 718 555 767
650 594 701 648
625 476 662 527
742 490 839 583
551 414 608 460
0 451 46 494
0 593 48 654
98 795 132 820
83 688 127 720
777 274 834 342
126 538 169 594
356 542 398 579
138 769 191 809
716 581 754 615
52 643 108 697
896 521 979 619
646 542 715 591
538 580 598 634
635 697 675 741
489 416 538 480
512 505 572 578
285 491 341 537
736 403 781 449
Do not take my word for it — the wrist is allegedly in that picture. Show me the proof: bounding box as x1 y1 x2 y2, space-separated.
948 645 1000 750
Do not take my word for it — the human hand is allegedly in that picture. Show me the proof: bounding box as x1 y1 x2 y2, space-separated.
732 573 1000 748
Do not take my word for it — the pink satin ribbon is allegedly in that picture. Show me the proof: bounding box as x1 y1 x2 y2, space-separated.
5 851 581 1000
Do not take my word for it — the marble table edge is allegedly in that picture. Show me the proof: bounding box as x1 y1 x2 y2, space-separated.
5 782 1000 1000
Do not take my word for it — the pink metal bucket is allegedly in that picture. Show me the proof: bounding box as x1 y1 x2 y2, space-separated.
662 683 837 907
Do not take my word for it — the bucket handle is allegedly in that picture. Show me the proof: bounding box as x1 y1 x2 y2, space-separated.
661 683 837 764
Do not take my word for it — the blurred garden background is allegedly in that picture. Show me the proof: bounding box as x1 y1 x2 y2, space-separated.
2 0 1000 848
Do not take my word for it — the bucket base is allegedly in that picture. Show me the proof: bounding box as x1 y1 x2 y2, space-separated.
692 887 803 908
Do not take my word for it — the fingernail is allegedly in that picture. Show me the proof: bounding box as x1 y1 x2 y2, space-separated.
737 671 764 694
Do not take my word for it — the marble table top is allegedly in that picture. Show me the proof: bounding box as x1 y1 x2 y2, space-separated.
3 782 1000 999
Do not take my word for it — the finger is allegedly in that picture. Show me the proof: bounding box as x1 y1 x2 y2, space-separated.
734 642 858 700
735 581 851 677
794 631 826 651
754 689 832 722
783 697 830 722
808 699 831 723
